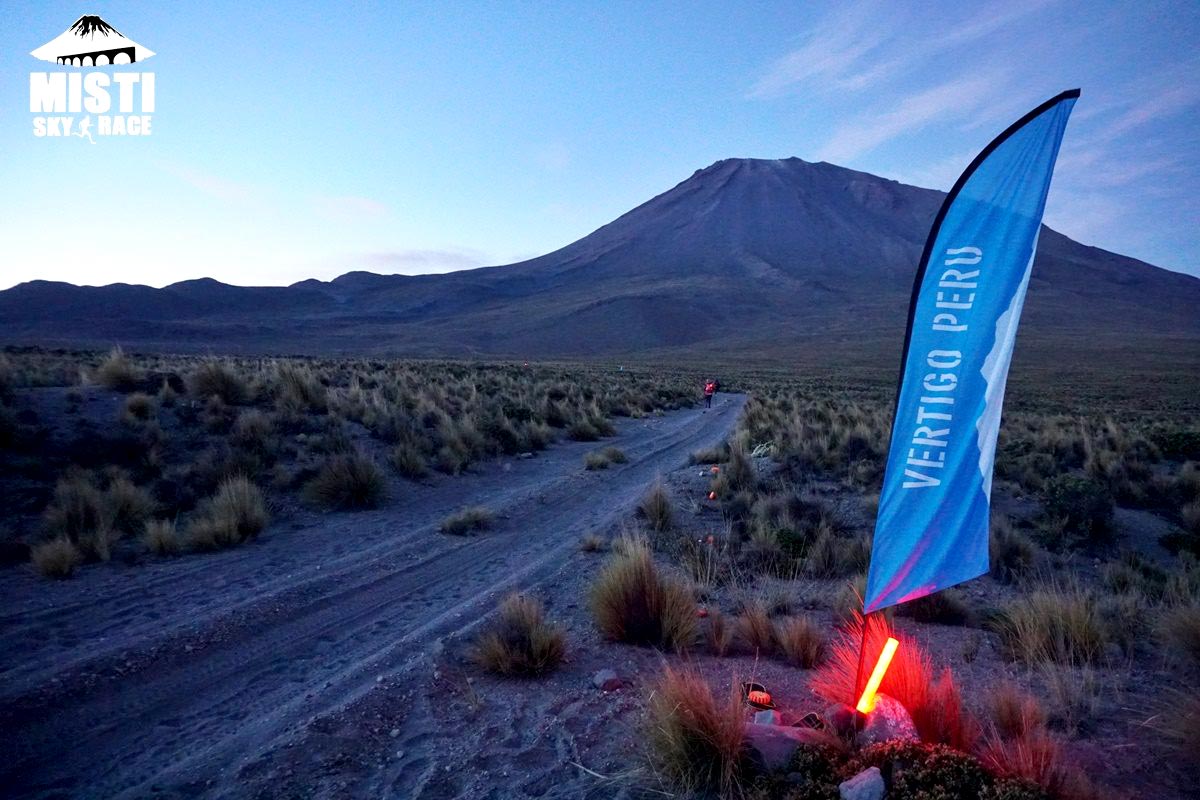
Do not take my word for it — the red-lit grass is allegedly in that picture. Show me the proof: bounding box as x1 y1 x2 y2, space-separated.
917 668 980 751
979 728 1098 799
810 610 932 724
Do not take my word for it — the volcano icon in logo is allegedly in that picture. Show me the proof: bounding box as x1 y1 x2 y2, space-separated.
30 15 155 67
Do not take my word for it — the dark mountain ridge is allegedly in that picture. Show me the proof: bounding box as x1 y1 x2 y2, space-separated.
2 157 1197 365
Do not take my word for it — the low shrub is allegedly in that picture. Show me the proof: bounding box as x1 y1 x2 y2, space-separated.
31 537 82 578
42 474 106 541
471 593 565 676
304 452 386 510
122 392 156 422
590 540 695 650
645 666 744 796
979 728 1096 799
1041 475 1113 545
991 516 1037 582
440 506 494 535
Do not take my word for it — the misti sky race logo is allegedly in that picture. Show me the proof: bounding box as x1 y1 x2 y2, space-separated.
28 15 156 142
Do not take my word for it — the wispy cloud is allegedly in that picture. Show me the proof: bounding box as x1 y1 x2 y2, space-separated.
748 1 887 98
816 74 999 163
158 162 260 207
361 248 492 274
313 195 389 222
749 0 1052 98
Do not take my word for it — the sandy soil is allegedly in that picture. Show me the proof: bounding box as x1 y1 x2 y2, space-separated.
0 394 745 799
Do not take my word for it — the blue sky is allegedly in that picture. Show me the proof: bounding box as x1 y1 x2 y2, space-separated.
1 0 1197 289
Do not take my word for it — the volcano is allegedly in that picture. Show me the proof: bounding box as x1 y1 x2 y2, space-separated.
1 158 1197 369
30 15 155 67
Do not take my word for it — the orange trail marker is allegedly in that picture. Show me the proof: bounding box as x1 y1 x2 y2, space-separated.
855 637 899 714
707 491 716 501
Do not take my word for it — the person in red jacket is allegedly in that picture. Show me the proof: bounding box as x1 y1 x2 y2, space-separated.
703 379 717 409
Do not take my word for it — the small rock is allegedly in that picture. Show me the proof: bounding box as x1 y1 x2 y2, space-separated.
858 694 917 745
518 452 534 459
389 728 400 738
592 669 623 691
753 709 781 726
839 766 884 800
743 723 830 773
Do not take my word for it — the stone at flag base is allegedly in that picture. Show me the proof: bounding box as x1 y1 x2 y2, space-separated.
857 693 917 746
839 766 885 800
742 723 832 773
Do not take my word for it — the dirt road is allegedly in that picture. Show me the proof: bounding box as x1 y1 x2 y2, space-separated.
0 394 744 799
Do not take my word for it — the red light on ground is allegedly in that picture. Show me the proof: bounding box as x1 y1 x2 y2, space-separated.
855 637 899 714
711 465 720 474
707 491 716 500
748 690 772 707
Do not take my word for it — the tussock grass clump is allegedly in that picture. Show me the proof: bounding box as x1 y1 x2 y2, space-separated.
1041 475 1113 545
1148 689 1200 774
143 518 181 555
187 360 249 404
93 346 141 391
187 476 268 550
304 452 386 510
274 362 327 412
106 476 155 534
42 474 106 540
979 728 1097 799
645 666 744 796
725 443 756 491
122 392 156 422
920 668 980 751
773 615 825 667
583 446 627 470
471 593 565 676
986 681 1047 740
736 598 775 655
638 480 673 532
579 533 606 552
706 609 733 656
991 515 1037 582
1156 604 1200 668
389 443 428 480
31 537 83 578
589 539 695 650
440 506 494 535
899 588 974 626
690 443 730 465
994 582 1107 665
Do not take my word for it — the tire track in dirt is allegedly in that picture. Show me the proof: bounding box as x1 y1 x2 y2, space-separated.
0 395 744 799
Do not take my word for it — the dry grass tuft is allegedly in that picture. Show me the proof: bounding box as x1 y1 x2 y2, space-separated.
773 615 825 668
579 533 606 552
439 506 494 535
584 446 628 470
917 668 980 751
736 597 775 656
31 537 83 578
304 452 386 510
645 666 744 796
1147 689 1200 774
187 360 249 404
1156 604 1200 668
389 443 428 480
187 476 268 550
994 581 1107 664
638 480 673 532
471 593 565 676
589 539 695 650
990 515 1037 582
93 346 141 391
979 727 1098 800
706 609 733 657
986 680 1046 740
122 392 156 422
143 518 181 556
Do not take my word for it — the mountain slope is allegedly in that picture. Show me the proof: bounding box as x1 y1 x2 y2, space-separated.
2 157 1197 364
